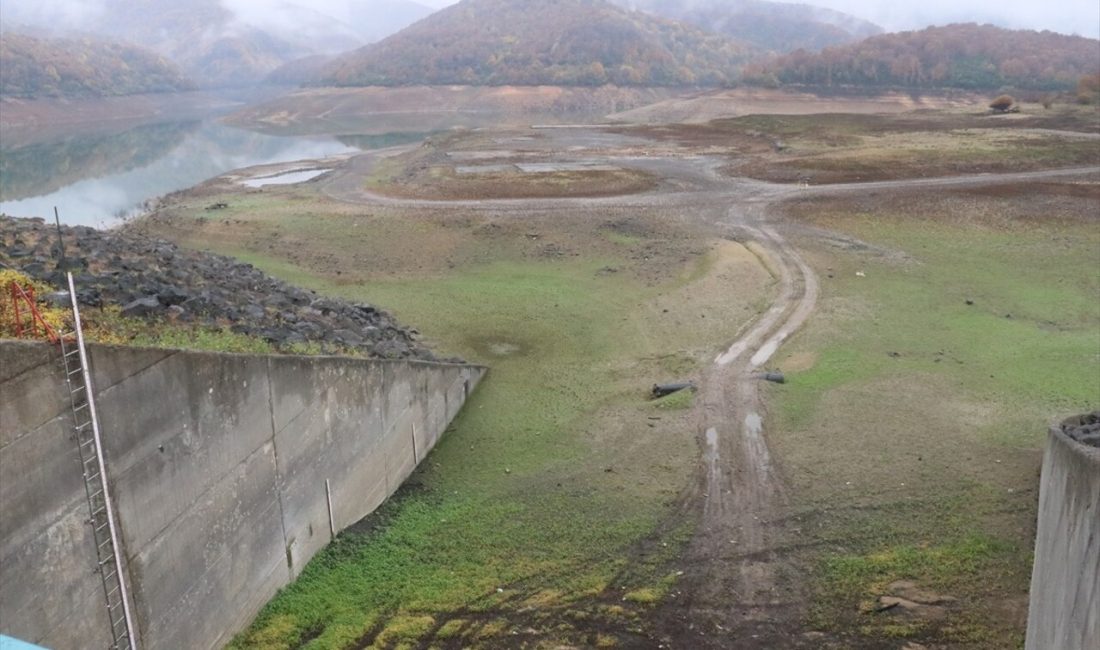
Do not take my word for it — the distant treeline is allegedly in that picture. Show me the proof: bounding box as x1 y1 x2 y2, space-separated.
743 24 1100 91
319 0 753 88
0 33 194 98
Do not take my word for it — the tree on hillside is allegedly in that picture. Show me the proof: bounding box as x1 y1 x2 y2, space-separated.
1078 73 1100 104
989 94 1015 113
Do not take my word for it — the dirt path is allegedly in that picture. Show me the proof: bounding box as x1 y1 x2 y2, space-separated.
310 137 1099 646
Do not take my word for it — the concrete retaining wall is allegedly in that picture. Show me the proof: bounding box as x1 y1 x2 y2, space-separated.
0 340 484 649
1025 425 1099 650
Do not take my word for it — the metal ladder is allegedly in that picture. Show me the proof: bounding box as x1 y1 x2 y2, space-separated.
58 272 138 650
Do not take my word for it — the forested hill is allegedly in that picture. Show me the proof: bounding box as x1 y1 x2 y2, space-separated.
616 0 882 54
0 32 194 98
319 0 755 87
743 24 1100 91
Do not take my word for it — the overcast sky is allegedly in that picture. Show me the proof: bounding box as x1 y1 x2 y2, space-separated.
3 0 1098 39
802 0 1100 37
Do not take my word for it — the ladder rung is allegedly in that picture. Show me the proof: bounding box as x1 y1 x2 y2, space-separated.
102 569 116 581
70 385 86 395
106 584 121 598
73 403 89 413
68 368 83 377
113 615 126 628
95 522 110 535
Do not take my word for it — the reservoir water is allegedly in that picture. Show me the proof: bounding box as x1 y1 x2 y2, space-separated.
0 119 424 228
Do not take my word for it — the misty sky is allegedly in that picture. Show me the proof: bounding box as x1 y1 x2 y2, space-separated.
3 0 1098 39
803 0 1100 38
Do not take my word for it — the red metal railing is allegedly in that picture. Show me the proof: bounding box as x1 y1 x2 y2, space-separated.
7 281 61 343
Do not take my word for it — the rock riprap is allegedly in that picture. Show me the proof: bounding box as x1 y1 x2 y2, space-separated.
1 216 446 361
1061 411 1100 448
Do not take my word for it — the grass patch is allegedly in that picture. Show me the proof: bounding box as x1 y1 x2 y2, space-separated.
819 534 1003 600
604 231 644 246
774 190 1098 647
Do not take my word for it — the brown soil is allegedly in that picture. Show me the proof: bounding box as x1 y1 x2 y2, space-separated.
224 85 678 135
613 109 1100 185
608 87 984 124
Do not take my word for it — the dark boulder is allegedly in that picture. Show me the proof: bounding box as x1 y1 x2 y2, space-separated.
120 296 163 318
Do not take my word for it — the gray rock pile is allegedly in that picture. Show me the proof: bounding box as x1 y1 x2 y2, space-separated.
1 216 447 362
1061 412 1100 448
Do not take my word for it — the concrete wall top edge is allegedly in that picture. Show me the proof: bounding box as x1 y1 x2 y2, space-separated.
0 339 488 373
0 340 55 383
1048 424 1100 462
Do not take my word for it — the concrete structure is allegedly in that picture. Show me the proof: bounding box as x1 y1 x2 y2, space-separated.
0 340 484 650
1026 423 1100 650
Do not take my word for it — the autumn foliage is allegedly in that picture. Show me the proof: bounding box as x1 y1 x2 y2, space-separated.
989 95 1015 112
743 23 1100 91
1078 73 1100 104
0 33 194 98
319 0 753 87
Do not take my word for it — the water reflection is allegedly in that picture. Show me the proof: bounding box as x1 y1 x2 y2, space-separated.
0 120 361 227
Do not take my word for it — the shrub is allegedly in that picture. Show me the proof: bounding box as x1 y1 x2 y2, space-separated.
989 94 1015 112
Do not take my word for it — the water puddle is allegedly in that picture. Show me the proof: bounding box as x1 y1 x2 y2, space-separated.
744 412 763 436
716 340 749 366
240 169 329 187
486 342 522 356
749 337 782 368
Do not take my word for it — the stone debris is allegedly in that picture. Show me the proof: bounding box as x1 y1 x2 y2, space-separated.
1 215 449 362
1061 411 1100 448
872 580 956 622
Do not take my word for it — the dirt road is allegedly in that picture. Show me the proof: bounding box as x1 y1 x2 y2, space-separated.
312 136 1099 646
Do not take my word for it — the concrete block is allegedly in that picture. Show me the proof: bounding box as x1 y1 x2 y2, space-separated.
0 497 111 650
0 341 485 649
0 342 67 448
1026 426 1100 650
128 442 286 650
96 351 275 552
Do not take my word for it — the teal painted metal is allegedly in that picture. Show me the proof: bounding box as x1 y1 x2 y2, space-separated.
0 635 50 650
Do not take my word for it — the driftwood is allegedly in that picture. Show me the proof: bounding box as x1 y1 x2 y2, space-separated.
651 382 695 398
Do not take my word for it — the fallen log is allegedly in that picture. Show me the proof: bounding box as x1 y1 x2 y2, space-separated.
651 382 695 398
